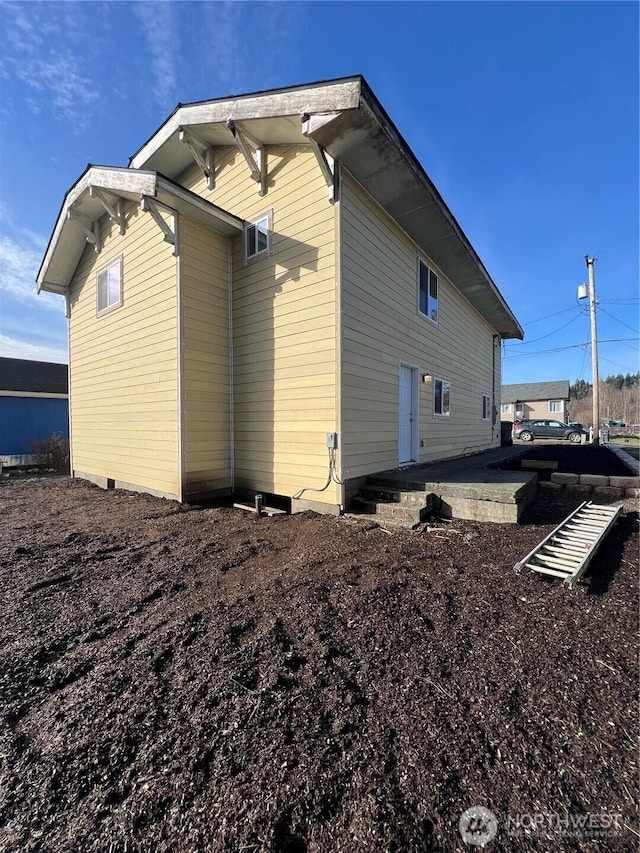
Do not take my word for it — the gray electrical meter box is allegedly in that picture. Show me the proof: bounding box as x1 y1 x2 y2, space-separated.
326 432 338 449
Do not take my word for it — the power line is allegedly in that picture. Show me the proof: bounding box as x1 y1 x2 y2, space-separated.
577 336 590 382
598 306 639 335
504 310 584 347
503 338 639 360
519 305 582 325
598 354 640 372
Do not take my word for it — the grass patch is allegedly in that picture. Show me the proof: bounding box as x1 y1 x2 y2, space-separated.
617 446 640 460
610 436 640 459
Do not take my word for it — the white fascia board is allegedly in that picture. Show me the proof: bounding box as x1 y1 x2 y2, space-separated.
37 168 158 292
38 166 243 294
130 79 362 170
156 178 243 234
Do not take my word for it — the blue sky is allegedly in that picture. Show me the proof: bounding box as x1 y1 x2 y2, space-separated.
0 0 637 386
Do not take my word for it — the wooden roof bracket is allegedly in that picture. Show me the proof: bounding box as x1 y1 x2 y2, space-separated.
89 186 126 235
301 114 339 203
140 196 178 257
227 120 266 196
178 127 215 191
67 209 101 254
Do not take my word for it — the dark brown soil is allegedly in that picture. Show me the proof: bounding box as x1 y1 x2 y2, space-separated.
0 476 638 852
501 443 636 479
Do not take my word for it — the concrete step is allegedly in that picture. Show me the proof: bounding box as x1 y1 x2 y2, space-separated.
368 474 433 491
342 512 416 530
360 485 430 507
351 496 432 523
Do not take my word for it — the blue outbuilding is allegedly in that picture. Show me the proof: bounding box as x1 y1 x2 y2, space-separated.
0 357 69 463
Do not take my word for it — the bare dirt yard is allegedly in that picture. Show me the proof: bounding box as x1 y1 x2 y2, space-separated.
1 469 638 852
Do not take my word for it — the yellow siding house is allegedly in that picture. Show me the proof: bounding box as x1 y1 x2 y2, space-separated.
37 77 523 512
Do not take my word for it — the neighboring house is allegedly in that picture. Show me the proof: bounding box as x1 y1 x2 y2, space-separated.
500 381 571 423
37 76 523 512
0 358 69 463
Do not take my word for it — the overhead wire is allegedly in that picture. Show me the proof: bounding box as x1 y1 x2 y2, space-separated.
503 338 639 359
598 306 639 335
519 305 584 325
504 309 584 347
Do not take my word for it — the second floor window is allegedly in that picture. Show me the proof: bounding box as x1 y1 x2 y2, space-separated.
245 214 271 260
97 257 122 316
419 259 438 323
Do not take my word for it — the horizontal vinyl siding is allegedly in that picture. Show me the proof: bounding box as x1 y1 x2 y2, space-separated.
178 146 338 504
68 202 179 498
180 216 232 497
340 173 500 478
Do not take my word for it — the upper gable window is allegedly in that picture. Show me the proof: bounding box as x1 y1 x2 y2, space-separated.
97 257 122 316
482 394 491 420
501 403 512 414
244 213 271 261
418 259 438 324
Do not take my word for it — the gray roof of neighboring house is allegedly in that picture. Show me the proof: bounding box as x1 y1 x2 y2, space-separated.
501 380 570 403
0 358 68 394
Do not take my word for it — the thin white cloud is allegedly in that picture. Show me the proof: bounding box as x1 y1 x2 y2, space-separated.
0 216 59 310
0 2 100 124
199 2 304 96
198 1 246 93
14 51 99 121
0 334 67 364
134 2 178 109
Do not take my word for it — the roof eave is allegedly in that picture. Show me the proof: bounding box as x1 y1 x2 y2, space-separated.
310 81 524 339
37 167 243 293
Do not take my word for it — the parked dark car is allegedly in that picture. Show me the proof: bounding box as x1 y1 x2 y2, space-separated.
513 419 589 443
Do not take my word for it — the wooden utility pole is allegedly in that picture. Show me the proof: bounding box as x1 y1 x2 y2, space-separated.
585 256 600 445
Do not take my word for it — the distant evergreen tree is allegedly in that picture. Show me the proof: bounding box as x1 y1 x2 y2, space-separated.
570 378 590 400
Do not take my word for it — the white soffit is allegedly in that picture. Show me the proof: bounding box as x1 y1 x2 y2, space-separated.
126 77 522 338
37 167 242 293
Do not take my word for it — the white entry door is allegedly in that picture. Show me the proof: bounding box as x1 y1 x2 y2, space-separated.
399 365 416 464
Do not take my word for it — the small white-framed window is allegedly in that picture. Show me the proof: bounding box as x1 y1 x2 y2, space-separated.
434 377 450 416
501 403 512 414
96 257 122 316
482 394 491 420
418 258 439 324
244 212 272 261
549 400 563 413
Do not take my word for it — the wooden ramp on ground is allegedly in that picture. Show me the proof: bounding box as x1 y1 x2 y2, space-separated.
514 501 622 588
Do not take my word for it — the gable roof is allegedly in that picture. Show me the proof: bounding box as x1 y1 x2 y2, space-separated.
38 77 523 339
37 167 243 294
129 76 523 340
0 358 68 394
501 380 570 403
